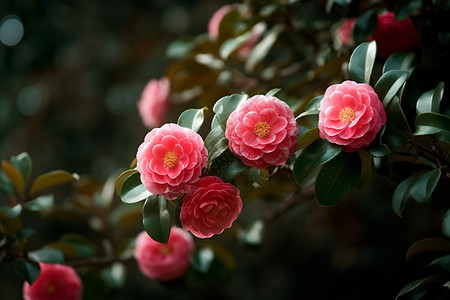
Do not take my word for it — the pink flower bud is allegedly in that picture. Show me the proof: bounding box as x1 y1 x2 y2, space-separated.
137 77 171 129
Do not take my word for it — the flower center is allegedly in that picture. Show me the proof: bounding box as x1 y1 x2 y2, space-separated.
158 244 172 256
163 151 178 168
254 121 270 137
339 107 355 124
210 207 219 217
47 284 57 294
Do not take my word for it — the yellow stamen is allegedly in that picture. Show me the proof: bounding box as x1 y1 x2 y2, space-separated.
163 151 178 168
254 121 270 137
339 107 355 124
210 207 219 217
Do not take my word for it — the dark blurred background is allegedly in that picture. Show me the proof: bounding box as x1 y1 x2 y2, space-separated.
0 1 447 299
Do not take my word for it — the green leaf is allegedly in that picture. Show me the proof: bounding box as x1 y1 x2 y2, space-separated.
102 262 126 288
191 247 214 273
14 260 40 284
0 169 15 195
305 95 323 111
48 233 96 259
248 168 262 188
383 52 415 74
220 31 252 59
212 93 248 130
374 70 408 108
24 194 54 212
1 161 25 197
237 219 265 246
348 41 377 84
395 0 423 20
296 110 319 128
353 10 377 44
383 98 411 150
209 150 247 181
205 125 229 163
416 82 444 115
410 169 441 204
177 107 207 132
396 275 450 300
166 38 194 59
28 248 64 264
119 171 151 204
442 208 450 238
11 152 32 184
30 170 79 196
115 169 138 196
293 139 342 185
431 254 450 272
314 152 361 206
245 25 283 72
358 151 373 188
142 195 171 244
265 88 281 97
392 174 418 217
414 112 450 136
0 204 22 218
295 127 320 150
406 238 450 263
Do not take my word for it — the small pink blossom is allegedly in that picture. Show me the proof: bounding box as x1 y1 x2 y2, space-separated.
137 77 171 129
180 176 242 238
23 263 82 300
370 11 419 58
225 95 299 169
336 18 356 46
136 123 208 200
318 80 387 152
134 228 194 281
208 4 239 40
236 22 265 60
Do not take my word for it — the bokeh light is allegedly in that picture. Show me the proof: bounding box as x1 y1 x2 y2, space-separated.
0 16 24 46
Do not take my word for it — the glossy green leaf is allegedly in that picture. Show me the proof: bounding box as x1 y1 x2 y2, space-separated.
395 275 450 300
442 208 450 238
1 161 25 197
431 254 450 272
102 262 126 288
293 139 342 185
383 52 416 74
0 170 15 195
28 248 64 264
205 125 229 163
30 170 79 196
119 171 151 204
315 152 361 207
220 31 252 59
295 127 320 150
414 112 450 136
24 194 54 212
383 98 411 150
115 169 138 196
245 25 283 72
166 38 194 59
237 219 265 246
142 195 171 244
48 233 96 259
410 169 441 204
348 41 377 84
395 0 423 20
406 237 450 263
374 70 408 108
11 152 32 184
353 11 377 44
265 88 281 97
392 174 418 217
296 110 319 128
358 151 373 188
305 95 323 111
177 107 207 132
191 247 214 273
248 168 262 188
212 93 248 130
218 9 241 41
416 82 444 115
14 260 40 284
0 204 22 218
209 150 247 181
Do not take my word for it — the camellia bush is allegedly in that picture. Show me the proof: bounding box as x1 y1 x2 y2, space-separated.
1 0 450 299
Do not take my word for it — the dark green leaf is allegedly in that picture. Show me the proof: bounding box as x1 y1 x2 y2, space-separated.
142 195 171 244
353 11 377 44
0 204 22 218
248 168 262 188
265 88 281 97
177 107 207 132
11 152 32 184
410 169 441 204
374 70 408 108
315 152 361 206
28 248 64 264
406 237 450 263
209 150 247 181
48 233 96 259
220 31 252 59
212 93 248 130
293 139 342 185
24 195 54 212
1 161 25 197
358 151 373 188
442 208 450 238
416 82 444 115
191 247 214 273
296 110 319 128
30 170 79 196
295 127 320 150
14 261 40 285
237 219 265 246
119 171 151 204
383 52 415 74
102 263 126 288
414 112 450 136
431 254 450 272
396 275 450 300
305 95 323 111
392 174 418 217
383 98 411 149
348 41 377 84
115 169 138 196
245 25 283 72
395 0 423 20
0 170 15 195
205 125 229 163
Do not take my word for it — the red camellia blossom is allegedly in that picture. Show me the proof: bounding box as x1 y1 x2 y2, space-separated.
318 80 387 152
23 263 83 300
137 77 171 129
370 11 419 58
180 176 242 238
336 18 356 46
225 95 299 169
136 123 208 200
134 228 194 281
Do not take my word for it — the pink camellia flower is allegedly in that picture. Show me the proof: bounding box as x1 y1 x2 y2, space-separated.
370 11 419 58
137 77 171 129
208 4 239 40
136 123 208 200
336 18 356 46
134 228 194 281
23 263 82 300
180 176 242 238
318 80 387 152
225 95 299 169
